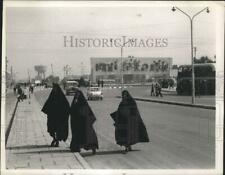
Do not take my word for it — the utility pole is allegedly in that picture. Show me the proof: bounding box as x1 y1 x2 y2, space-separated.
109 37 134 91
51 64 54 76
6 56 8 76
194 47 197 60
11 66 13 85
27 69 30 83
81 62 84 76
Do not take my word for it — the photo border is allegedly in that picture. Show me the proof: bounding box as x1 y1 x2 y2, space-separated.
1 1 224 175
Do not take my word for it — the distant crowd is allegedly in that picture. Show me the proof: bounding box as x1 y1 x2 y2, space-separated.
13 84 34 102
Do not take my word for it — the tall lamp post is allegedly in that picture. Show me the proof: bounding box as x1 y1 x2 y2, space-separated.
172 7 209 104
110 38 134 90
120 38 135 90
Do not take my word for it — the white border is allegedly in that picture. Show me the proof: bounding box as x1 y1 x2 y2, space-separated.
1 1 224 175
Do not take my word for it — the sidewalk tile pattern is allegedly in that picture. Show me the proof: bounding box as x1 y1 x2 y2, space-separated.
6 95 84 169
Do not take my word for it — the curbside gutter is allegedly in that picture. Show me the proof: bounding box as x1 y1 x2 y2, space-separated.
117 96 215 110
5 99 19 146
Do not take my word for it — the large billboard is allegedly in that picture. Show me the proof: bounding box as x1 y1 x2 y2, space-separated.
91 57 172 82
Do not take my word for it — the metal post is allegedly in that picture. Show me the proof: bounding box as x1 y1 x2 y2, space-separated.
191 20 195 104
51 64 54 76
121 46 124 90
172 6 209 104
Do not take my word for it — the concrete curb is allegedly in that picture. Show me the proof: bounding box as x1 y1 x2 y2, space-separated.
117 96 215 110
64 141 91 169
5 99 19 146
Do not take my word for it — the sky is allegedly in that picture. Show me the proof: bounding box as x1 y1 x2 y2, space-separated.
5 2 219 80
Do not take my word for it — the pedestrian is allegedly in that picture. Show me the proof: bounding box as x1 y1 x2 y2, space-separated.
70 89 98 154
150 83 155 96
110 90 149 153
41 83 70 147
13 86 17 95
155 83 163 97
25 86 30 99
17 86 24 102
29 85 34 94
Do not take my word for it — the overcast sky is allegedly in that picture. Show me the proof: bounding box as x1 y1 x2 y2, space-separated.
5 2 219 80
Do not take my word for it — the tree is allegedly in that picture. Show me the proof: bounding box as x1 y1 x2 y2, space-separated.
172 65 178 69
194 56 215 64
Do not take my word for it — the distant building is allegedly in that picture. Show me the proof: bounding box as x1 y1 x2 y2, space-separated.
90 56 173 83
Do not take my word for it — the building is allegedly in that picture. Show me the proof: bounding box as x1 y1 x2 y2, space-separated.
90 56 173 84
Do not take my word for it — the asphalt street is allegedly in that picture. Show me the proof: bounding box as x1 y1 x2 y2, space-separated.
34 87 215 169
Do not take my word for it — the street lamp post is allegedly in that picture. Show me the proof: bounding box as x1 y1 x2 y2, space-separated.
172 7 209 104
120 38 135 90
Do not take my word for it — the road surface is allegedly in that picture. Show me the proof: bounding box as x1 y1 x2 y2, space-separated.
34 87 215 169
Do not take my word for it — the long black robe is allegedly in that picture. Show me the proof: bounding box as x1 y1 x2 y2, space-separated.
111 90 149 146
70 90 98 151
42 83 70 141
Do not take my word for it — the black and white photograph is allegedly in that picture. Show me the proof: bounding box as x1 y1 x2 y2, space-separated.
1 1 224 175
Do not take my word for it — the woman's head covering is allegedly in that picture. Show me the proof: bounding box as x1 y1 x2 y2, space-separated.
121 90 136 105
71 89 88 106
42 83 69 115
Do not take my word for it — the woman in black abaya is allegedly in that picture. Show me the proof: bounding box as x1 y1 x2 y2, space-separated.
42 83 70 147
111 90 149 152
70 89 98 154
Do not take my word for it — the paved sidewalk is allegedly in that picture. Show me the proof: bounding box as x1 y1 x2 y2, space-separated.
6 94 85 169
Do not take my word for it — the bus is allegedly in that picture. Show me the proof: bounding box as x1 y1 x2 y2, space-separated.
176 63 215 95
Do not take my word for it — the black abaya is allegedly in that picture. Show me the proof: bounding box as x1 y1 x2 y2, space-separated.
111 90 149 147
70 90 98 152
42 83 70 142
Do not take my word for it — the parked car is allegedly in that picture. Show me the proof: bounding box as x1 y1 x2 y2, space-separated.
65 80 79 95
87 87 103 100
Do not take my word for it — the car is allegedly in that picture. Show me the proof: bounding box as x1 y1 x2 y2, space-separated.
65 80 79 95
87 87 103 100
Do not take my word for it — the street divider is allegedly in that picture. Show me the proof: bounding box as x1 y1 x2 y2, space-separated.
117 96 215 110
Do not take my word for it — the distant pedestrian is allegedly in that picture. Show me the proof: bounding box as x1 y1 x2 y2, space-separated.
70 89 98 154
17 86 24 102
29 85 34 94
13 86 17 95
110 90 149 153
41 83 70 147
150 83 155 96
25 86 30 99
97 80 100 87
155 83 163 97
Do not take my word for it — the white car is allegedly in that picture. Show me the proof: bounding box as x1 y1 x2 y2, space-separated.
87 87 103 100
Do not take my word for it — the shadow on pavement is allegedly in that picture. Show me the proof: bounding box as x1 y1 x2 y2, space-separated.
7 144 51 150
81 149 140 157
14 149 71 154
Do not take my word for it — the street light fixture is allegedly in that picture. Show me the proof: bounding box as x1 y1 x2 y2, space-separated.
172 6 209 104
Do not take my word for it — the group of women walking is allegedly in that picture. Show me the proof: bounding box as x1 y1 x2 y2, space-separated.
42 83 149 154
